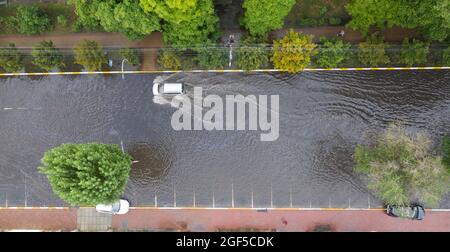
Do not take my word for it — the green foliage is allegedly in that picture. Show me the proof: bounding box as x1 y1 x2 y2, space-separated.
195 44 227 70
315 37 351 68
354 124 450 207
443 47 450 66
57 15 69 27
242 0 296 37
236 37 270 71
271 30 317 73
157 50 181 70
139 0 197 23
397 38 429 67
119 48 141 66
159 0 219 47
69 0 160 40
32 40 65 71
345 0 450 42
0 43 24 73
357 34 390 67
443 136 450 171
39 143 132 206
73 40 107 71
328 17 342 26
13 5 52 35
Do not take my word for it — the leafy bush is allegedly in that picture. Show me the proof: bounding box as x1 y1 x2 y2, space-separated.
32 40 65 71
398 38 429 67
443 46 450 66
157 50 181 70
73 40 106 71
39 143 132 206
119 48 141 67
328 17 342 26
236 36 270 71
443 136 450 171
57 15 69 27
272 29 317 73
297 18 317 27
315 37 351 68
354 124 450 207
195 44 228 70
13 5 52 35
357 34 390 67
0 43 24 73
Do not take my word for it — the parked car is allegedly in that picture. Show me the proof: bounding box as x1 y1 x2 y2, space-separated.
386 205 425 220
95 199 130 215
153 82 185 96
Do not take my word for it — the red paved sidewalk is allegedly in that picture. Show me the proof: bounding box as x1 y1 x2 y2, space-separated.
0 208 77 231
112 209 450 232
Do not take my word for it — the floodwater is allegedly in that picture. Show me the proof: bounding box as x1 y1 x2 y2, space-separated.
0 71 449 208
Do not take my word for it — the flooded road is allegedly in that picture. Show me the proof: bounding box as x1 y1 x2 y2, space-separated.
0 71 449 208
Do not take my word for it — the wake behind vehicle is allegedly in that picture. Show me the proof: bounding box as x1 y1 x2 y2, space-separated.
95 199 130 215
153 82 185 96
386 205 425 220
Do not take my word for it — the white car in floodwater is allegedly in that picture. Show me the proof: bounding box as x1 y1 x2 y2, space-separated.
153 82 185 96
95 199 130 215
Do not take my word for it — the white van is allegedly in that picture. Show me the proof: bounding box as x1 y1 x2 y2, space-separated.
153 82 185 95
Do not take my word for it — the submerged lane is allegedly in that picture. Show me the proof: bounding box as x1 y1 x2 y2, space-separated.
0 71 449 208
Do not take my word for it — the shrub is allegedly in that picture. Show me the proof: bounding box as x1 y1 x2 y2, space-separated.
157 50 181 70
119 48 141 67
315 37 351 68
57 15 69 27
14 5 52 35
195 44 228 70
39 143 132 205
0 43 24 73
443 47 450 66
272 29 317 73
32 40 65 71
354 123 450 207
443 136 450 171
357 34 390 67
328 17 342 26
73 40 106 71
398 38 429 67
236 36 270 71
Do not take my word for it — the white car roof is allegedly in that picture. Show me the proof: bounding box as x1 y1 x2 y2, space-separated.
163 83 183 94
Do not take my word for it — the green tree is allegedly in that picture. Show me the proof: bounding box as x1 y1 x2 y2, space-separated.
32 40 65 71
397 38 429 67
157 50 181 70
119 48 141 66
57 15 69 27
346 0 450 42
271 30 316 73
73 40 107 71
69 0 160 40
357 34 390 67
315 37 351 68
195 44 227 69
13 5 52 35
39 143 132 205
443 136 450 171
0 43 24 73
241 0 295 37
236 36 269 71
443 46 450 66
354 124 450 207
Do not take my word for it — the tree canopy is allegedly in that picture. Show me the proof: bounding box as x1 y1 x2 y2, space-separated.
271 30 316 73
346 0 450 41
73 40 107 71
13 5 52 35
195 44 228 69
241 0 296 37
39 143 132 205
236 36 270 71
354 124 450 207
0 43 24 73
357 34 390 67
32 40 65 71
69 0 161 40
315 37 351 68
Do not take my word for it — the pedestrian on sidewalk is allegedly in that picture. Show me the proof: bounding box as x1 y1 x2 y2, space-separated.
337 30 345 37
